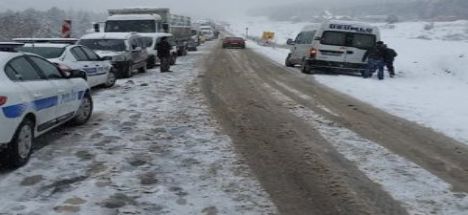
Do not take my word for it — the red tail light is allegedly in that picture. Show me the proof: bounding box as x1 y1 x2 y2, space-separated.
310 48 318 58
0 96 7 106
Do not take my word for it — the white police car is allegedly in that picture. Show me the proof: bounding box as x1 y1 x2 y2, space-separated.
0 48 93 168
14 38 116 88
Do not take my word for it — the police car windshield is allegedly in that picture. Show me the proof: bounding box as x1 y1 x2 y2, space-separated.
321 31 376 49
79 39 126 52
17 47 65 59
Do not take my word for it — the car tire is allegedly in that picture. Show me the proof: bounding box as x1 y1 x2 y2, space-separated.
170 55 177 66
103 70 116 88
138 64 147 73
70 93 93 126
3 118 35 168
285 54 294 67
147 56 156 69
301 60 314 74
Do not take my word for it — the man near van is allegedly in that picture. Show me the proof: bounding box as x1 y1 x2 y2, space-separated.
383 44 398 78
362 41 386 80
157 37 173 73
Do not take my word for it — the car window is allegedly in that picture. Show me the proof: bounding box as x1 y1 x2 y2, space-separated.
302 31 316 44
6 56 43 81
80 46 100 61
321 31 347 46
295 33 304 44
4 65 19 81
29 56 63 79
71 47 89 61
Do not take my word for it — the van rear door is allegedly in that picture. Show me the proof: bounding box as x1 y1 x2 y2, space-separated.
316 31 347 63
343 33 376 65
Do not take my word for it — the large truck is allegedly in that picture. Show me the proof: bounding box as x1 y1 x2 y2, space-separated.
100 8 192 56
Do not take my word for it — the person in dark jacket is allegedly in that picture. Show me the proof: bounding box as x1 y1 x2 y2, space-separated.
362 41 386 80
156 37 173 73
383 44 398 78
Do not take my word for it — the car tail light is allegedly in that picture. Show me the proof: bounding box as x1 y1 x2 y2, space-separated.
310 48 318 58
0 96 7 106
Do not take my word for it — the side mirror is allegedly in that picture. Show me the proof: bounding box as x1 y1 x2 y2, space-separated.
286 38 295 45
67 70 87 80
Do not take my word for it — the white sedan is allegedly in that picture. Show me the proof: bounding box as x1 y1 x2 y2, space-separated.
15 40 116 88
0 49 93 168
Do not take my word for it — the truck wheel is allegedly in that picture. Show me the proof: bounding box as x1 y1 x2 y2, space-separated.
70 93 93 126
124 64 133 78
4 119 35 168
285 54 294 67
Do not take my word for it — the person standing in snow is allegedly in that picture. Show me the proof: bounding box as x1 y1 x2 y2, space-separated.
383 43 398 78
157 37 173 73
362 41 386 80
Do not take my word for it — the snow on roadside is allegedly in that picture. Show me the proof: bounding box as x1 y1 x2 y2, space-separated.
261 81 468 215
0 42 276 215
229 18 468 145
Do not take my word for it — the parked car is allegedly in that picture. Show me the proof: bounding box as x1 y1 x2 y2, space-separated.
0 50 92 168
222 37 246 49
78 33 148 78
14 39 116 88
285 20 380 74
141 33 178 68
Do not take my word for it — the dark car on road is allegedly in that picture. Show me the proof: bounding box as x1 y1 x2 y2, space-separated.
222 37 246 49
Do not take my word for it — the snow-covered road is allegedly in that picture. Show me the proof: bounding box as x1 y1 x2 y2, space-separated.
0 42 276 215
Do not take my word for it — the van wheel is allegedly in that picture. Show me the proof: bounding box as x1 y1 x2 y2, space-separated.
285 54 294 67
70 93 93 126
301 61 314 74
4 119 34 168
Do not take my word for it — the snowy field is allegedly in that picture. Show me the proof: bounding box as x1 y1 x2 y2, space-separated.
0 42 276 215
229 17 468 145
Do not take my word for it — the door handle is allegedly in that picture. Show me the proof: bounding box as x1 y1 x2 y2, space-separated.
83 65 89 67
347 51 354 54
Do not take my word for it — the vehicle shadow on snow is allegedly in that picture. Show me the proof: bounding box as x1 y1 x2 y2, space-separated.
292 66 363 77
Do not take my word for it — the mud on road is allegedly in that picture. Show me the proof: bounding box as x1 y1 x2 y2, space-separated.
201 42 468 215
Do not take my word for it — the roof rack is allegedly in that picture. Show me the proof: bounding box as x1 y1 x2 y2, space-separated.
12 38 78 45
0 42 25 52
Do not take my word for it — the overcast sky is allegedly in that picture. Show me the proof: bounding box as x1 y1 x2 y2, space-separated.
0 0 304 18
0 0 400 19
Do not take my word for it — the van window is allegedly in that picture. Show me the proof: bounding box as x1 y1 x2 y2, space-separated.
301 31 316 44
321 31 376 49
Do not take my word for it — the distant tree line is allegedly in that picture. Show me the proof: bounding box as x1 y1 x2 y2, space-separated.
0 7 105 41
248 0 468 22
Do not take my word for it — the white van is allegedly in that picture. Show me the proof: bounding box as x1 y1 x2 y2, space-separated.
285 20 380 74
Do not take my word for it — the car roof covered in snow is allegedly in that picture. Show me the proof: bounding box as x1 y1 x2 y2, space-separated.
80 32 138 40
138 32 173 38
107 14 161 21
22 43 71 48
320 20 379 34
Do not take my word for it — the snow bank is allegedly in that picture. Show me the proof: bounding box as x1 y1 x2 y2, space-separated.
228 17 468 145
